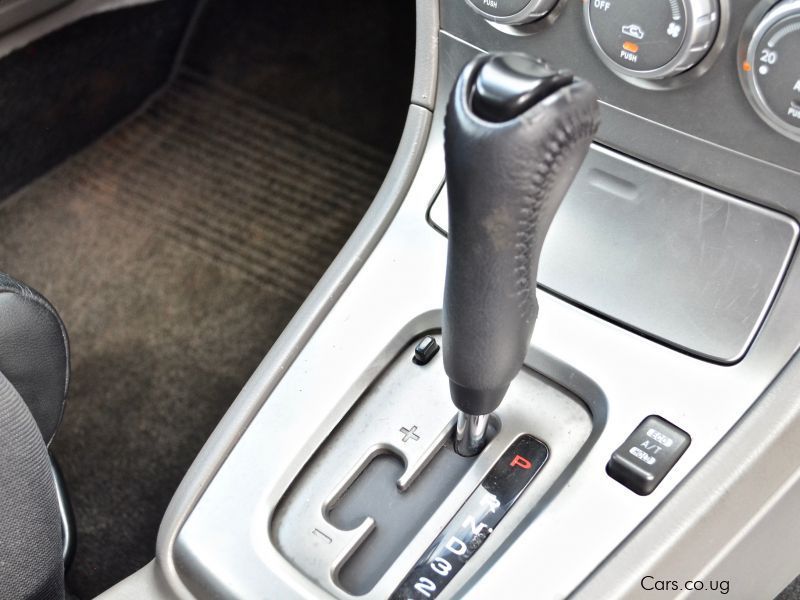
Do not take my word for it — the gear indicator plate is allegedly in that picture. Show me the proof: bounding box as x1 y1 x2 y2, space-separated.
391 434 548 599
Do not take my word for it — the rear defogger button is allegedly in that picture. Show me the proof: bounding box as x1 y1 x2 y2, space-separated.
607 415 690 496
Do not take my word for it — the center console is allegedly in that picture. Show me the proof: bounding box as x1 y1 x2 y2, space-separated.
132 1 800 598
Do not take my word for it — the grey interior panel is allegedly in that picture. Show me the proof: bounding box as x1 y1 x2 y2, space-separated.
0 0 164 63
155 100 436 599
105 0 800 598
272 336 590 598
0 0 71 33
95 561 177 600
325 446 474 596
176 323 596 599
441 0 800 217
166 98 800 597
573 345 800 600
429 144 799 363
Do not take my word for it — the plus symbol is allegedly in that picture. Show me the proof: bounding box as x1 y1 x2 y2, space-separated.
399 425 420 442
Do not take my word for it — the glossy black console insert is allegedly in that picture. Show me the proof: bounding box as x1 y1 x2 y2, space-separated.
391 435 548 599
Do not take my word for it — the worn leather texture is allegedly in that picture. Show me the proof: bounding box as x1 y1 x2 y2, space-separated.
0 370 65 600
0 273 69 444
443 53 599 415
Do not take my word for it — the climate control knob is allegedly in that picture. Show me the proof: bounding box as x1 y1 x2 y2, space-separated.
585 0 720 80
740 0 800 142
464 0 560 25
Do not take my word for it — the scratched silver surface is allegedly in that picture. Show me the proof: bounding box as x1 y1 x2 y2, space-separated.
270 335 593 599
428 144 798 364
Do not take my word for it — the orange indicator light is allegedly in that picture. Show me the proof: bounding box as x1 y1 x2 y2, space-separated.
742 61 752 72
622 41 639 53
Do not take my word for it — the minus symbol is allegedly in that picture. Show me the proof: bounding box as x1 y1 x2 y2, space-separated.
312 528 332 544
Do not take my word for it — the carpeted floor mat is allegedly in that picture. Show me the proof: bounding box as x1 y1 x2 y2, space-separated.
0 68 390 597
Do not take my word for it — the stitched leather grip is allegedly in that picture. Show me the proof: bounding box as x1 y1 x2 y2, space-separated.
443 53 599 415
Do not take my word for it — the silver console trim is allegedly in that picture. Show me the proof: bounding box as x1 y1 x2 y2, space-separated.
270 335 593 599
148 7 800 600
428 145 800 364
154 104 436 599
573 346 800 600
0 0 171 60
411 0 440 110
154 7 441 590
165 35 800 597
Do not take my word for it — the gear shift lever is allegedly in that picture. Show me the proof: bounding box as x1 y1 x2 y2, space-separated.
443 53 599 456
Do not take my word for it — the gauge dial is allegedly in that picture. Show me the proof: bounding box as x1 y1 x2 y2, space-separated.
741 0 800 141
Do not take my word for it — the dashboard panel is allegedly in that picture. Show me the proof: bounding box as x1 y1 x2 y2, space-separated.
443 0 800 215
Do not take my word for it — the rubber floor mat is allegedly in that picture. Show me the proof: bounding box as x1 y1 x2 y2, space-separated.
0 68 390 597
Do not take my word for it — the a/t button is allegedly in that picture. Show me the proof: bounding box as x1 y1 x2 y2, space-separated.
607 415 690 495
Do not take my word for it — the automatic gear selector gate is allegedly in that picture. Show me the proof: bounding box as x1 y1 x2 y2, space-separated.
271 53 598 599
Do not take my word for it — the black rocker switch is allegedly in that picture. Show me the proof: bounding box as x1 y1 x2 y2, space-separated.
413 336 440 365
607 416 691 496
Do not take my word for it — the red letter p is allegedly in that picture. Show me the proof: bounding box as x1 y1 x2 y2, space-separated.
510 454 532 469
